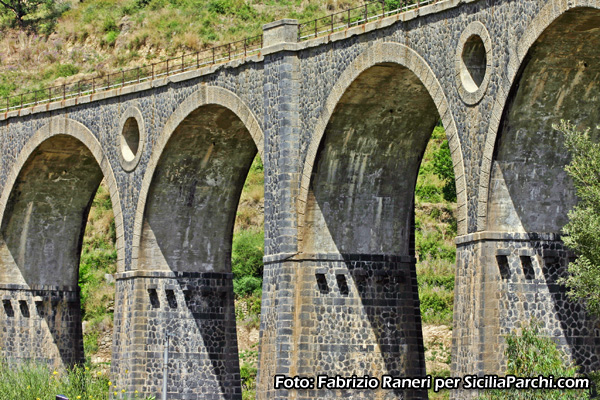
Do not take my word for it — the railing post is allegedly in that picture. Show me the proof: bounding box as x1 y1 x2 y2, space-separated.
34 90 37 105
182 53 184 72
348 8 350 27
20 93 23 109
122 70 125 87
137 67 140 83
212 47 215 64
107 73 110 89
229 43 231 60
77 81 81 97
63 84 66 100
364 3 368 22
49 87 52 102
166 59 169 75
6 97 9 111
152 64 155 80
92 77 95 93
331 14 334 33
315 19 317 37
244 38 247 57
382 0 385 15
196 51 199 68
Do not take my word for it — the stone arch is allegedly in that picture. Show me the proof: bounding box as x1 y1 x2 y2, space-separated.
0 116 124 368
122 85 263 398
288 41 463 397
461 1 600 379
0 116 125 275
298 41 466 248
131 85 264 266
477 0 600 231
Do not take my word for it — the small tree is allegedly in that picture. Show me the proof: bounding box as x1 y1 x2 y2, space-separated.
0 0 45 27
556 120 600 316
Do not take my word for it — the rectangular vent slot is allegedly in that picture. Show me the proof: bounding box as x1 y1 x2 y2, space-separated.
3 300 14 317
520 256 535 280
336 274 349 296
496 255 510 280
166 290 177 309
148 289 160 308
316 273 329 294
19 300 29 318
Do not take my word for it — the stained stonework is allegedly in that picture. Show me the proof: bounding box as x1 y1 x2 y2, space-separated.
0 285 83 368
453 233 600 399
0 0 599 399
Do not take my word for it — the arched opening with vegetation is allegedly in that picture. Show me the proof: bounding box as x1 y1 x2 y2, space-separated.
295 61 457 399
482 6 600 374
134 103 261 398
0 133 112 370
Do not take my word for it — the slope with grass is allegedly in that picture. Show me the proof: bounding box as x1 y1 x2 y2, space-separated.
0 0 365 100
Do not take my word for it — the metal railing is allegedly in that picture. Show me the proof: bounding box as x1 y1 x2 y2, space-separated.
298 0 439 41
1 0 442 113
1 34 262 113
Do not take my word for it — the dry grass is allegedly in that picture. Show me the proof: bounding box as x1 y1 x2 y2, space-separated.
0 0 370 98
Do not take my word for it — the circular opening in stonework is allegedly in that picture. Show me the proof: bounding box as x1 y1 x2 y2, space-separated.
460 34 487 93
121 117 140 162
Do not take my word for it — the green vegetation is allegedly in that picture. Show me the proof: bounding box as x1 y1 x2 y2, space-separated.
0 359 155 400
0 0 67 31
557 121 600 317
232 155 264 398
0 0 426 102
79 183 117 360
239 349 258 400
479 322 591 400
233 154 264 301
0 0 373 101
415 124 457 326
232 229 263 297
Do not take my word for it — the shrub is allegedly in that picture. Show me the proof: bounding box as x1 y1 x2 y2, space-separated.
232 229 264 297
0 75 17 98
419 284 453 325
416 183 442 203
240 350 258 400
432 140 456 202
234 275 262 297
480 322 591 400
208 0 232 15
416 229 455 263
103 30 119 47
556 121 600 316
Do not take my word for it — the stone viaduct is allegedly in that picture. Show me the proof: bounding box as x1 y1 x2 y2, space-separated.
0 0 599 398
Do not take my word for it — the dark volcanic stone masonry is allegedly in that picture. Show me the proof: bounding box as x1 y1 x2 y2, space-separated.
0 0 599 399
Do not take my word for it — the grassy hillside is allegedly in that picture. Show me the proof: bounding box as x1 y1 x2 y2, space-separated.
0 0 364 99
